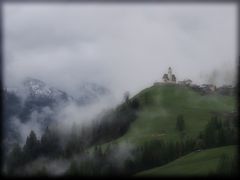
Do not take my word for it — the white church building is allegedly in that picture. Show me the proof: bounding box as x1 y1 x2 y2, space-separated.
162 67 176 83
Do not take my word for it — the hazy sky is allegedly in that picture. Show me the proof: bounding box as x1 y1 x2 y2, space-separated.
3 3 238 101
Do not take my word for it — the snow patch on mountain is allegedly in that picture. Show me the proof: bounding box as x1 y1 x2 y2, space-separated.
22 78 73 101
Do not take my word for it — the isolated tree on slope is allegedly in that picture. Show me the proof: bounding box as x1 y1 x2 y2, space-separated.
176 115 185 132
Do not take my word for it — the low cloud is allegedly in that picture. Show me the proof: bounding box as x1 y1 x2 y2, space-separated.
23 157 70 176
3 3 238 175
52 95 118 137
7 91 118 147
199 62 237 86
3 3 237 100
10 106 55 146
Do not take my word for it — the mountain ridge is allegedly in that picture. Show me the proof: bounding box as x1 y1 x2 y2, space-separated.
3 77 112 148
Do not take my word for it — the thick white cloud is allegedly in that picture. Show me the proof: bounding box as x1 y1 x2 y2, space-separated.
3 3 238 101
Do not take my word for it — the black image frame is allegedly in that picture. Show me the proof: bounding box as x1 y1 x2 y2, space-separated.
0 0 239 178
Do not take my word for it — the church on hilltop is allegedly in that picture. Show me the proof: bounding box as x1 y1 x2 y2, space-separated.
162 67 176 83
153 67 217 95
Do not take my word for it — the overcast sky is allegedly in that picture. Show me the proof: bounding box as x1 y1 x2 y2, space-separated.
3 3 238 101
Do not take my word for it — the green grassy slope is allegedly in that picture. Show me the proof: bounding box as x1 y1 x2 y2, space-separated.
101 84 236 147
135 145 237 176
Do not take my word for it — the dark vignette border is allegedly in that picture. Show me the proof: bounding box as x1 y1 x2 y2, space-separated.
0 0 239 179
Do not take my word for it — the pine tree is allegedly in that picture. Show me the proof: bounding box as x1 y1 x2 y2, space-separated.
40 127 62 158
23 130 40 162
176 115 185 132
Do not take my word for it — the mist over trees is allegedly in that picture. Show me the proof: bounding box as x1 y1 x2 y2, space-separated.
6 108 237 176
3 3 237 177
5 96 140 175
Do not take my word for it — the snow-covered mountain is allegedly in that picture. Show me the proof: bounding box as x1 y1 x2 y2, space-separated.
23 78 71 100
5 78 73 102
4 78 111 121
3 78 112 147
5 78 110 105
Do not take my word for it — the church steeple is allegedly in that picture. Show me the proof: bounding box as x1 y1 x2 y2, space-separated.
168 67 172 81
162 67 176 83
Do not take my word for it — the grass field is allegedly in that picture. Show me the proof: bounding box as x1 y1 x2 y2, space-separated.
96 84 236 149
135 145 237 176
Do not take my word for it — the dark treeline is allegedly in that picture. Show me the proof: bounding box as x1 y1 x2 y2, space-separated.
67 113 238 176
196 115 238 149
65 97 140 157
5 97 238 176
5 98 140 175
65 112 238 176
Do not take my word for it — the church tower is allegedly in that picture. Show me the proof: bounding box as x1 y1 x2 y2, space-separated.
162 67 176 83
168 67 172 81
